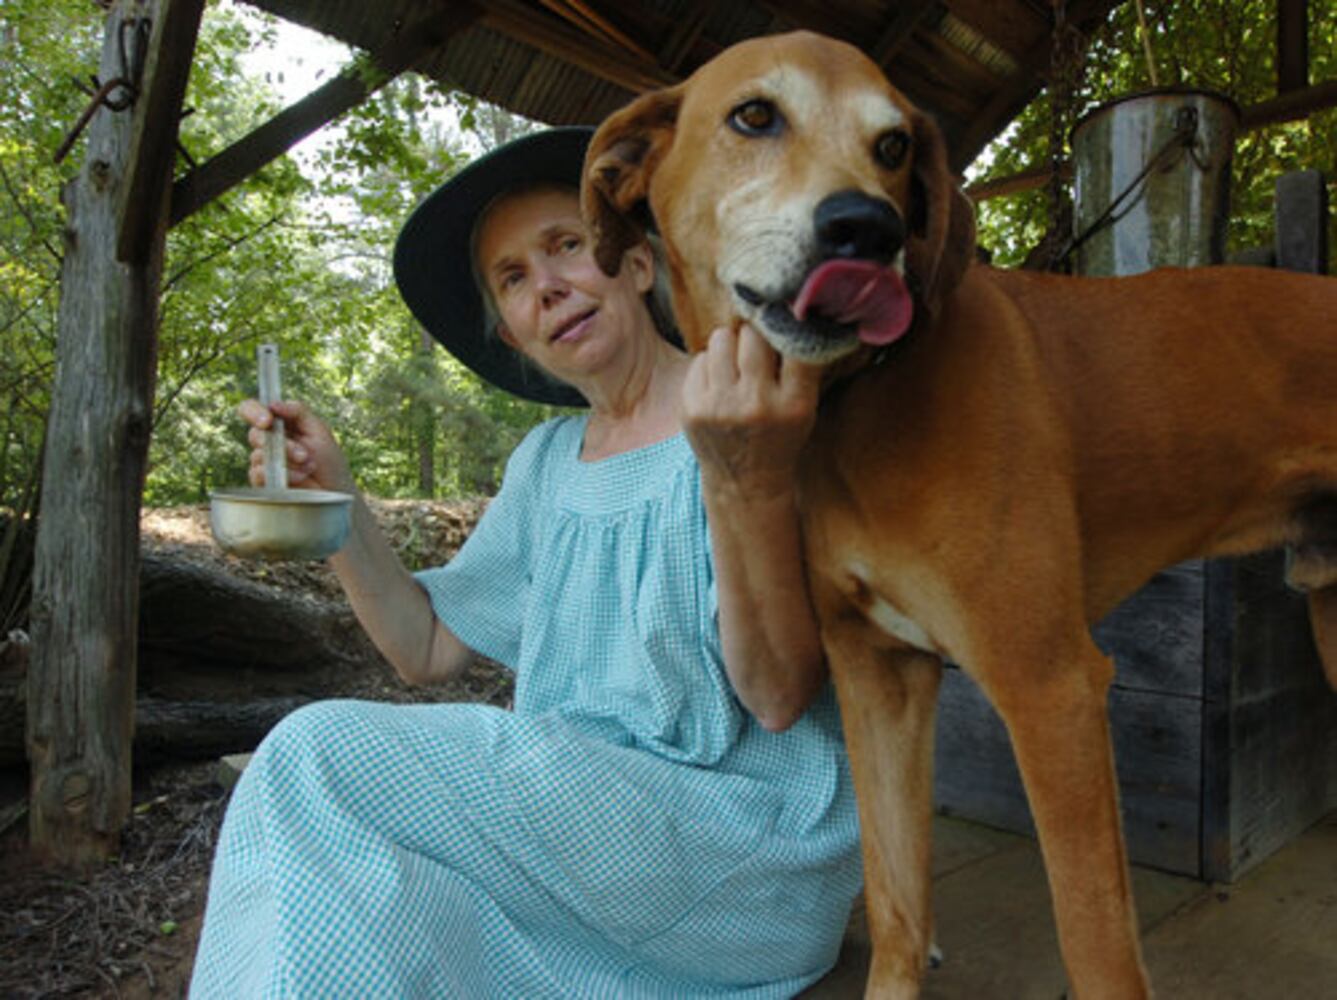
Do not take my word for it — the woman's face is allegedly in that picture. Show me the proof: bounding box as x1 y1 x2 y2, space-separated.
475 187 656 387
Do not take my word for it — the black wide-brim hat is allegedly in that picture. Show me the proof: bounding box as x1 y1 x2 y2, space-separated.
393 127 593 408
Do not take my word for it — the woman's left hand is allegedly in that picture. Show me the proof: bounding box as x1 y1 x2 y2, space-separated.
683 323 827 730
681 324 823 497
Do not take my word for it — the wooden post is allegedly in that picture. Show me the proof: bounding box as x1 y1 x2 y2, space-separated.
27 0 199 867
1277 0 1309 94
1275 169 1329 273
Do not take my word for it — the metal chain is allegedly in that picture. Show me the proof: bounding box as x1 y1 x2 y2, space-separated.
1043 0 1088 271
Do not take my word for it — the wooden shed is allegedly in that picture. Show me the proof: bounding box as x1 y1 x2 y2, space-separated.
26 0 1337 884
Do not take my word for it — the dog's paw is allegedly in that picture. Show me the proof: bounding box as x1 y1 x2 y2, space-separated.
927 941 944 970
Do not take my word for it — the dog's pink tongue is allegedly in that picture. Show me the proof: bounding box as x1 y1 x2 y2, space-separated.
792 260 913 345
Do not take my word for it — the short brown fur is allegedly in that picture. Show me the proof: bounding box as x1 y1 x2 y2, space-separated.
583 30 1337 998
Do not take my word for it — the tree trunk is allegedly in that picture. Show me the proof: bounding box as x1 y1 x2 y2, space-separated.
26 0 193 867
416 327 436 495
136 552 376 700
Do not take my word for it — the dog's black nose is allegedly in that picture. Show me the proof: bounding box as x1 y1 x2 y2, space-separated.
814 191 905 263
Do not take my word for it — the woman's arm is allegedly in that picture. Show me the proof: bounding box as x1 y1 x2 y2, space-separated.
241 399 472 686
681 325 826 732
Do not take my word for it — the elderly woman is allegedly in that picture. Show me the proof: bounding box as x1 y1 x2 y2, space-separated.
191 128 861 998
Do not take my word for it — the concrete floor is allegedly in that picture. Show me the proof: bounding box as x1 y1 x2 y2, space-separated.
805 811 1337 999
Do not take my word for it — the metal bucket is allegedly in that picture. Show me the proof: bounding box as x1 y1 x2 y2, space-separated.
1070 89 1240 276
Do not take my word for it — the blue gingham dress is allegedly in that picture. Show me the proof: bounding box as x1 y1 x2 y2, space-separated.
191 415 862 998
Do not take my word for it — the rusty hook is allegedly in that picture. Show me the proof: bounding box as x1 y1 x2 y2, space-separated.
53 76 131 163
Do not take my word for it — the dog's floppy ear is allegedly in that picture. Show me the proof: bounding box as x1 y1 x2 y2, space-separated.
582 87 682 276
906 111 977 316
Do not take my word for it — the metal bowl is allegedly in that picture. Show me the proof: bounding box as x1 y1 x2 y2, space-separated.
209 487 353 561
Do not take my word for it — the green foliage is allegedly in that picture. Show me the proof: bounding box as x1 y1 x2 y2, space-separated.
3 0 1332 533
0 0 556 516
0 0 96 514
971 0 1337 269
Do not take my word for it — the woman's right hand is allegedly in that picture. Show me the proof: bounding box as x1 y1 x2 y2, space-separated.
238 398 355 494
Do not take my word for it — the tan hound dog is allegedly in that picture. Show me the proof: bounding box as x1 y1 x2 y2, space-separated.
582 30 1337 999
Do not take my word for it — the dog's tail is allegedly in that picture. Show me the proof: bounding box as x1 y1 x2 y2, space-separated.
1306 585 1337 690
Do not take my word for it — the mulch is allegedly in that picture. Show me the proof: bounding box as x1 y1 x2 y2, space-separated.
0 498 506 997
0 762 225 999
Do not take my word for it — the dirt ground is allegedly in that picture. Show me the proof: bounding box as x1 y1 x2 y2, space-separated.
0 499 507 998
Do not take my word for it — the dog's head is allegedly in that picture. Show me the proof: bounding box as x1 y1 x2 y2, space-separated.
582 30 977 364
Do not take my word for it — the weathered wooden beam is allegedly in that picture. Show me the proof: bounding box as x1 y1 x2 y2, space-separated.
967 162 1072 202
479 0 678 95
1277 0 1309 94
1241 78 1337 129
116 0 205 262
170 2 478 227
558 0 658 66
28 0 165 868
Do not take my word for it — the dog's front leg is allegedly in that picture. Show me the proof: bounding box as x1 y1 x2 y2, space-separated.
824 621 942 1000
984 639 1150 1000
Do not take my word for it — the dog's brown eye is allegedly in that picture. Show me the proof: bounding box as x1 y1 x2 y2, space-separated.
876 128 911 170
728 99 783 137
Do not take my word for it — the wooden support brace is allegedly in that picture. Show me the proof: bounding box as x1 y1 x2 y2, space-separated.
1277 0 1309 94
480 0 678 95
116 0 205 262
1241 79 1337 130
169 2 478 227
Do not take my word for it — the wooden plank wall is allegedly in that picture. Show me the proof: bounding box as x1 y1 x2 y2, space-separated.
1204 171 1337 882
934 564 1207 875
1203 551 1337 880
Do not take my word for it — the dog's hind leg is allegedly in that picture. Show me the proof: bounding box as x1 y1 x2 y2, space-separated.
822 617 942 999
978 636 1150 1000
1304 584 1337 689
1284 489 1337 686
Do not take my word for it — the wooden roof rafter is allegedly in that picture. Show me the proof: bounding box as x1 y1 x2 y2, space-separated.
657 0 714 73
477 0 680 94
243 0 1127 175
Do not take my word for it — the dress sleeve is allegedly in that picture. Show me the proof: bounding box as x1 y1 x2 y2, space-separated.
413 421 557 668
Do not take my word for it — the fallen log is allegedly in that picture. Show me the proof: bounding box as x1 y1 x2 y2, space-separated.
133 695 310 763
0 552 385 767
136 551 377 702
1 652 313 767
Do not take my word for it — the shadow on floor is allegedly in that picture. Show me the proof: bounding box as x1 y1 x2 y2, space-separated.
803 811 1337 999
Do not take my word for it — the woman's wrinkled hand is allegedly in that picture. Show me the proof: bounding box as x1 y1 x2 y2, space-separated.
238 398 355 494
681 323 822 499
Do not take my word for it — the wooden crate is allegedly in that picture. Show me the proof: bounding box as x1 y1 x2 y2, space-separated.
932 172 1337 881
933 554 1337 880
